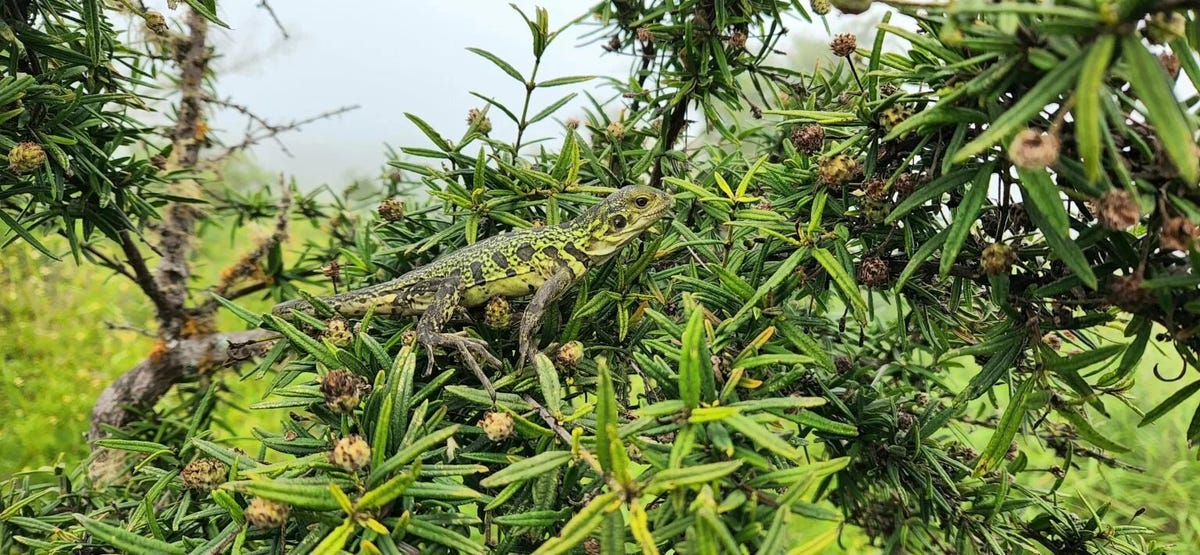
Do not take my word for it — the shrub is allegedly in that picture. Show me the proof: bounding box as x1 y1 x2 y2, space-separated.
3 0 1200 553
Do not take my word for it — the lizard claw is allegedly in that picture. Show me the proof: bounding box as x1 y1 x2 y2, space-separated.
421 331 500 404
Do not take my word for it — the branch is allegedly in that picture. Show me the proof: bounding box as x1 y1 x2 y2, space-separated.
117 230 174 318
215 104 360 161
88 328 279 442
200 180 293 314
257 0 289 39
649 98 690 188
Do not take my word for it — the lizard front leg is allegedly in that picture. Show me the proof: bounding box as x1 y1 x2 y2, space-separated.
517 267 577 370
418 275 503 402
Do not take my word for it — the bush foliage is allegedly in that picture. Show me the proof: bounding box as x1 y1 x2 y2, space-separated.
4 0 1200 553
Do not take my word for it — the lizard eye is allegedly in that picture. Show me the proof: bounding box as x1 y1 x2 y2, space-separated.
611 215 627 230
634 196 649 208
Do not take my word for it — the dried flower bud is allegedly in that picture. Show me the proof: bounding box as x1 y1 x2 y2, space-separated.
1160 52 1182 80
636 27 653 43
330 435 371 472
484 296 511 330
320 370 370 414
810 0 831 15
144 11 169 35
1109 275 1151 312
830 33 857 57
834 356 852 374
556 340 585 368
1160 216 1198 251
378 198 405 222
980 243 1017 276
565 118 580 130
1008 128 1060 170
863 178 888 201
584 538 601 555
791 124 825 155
896 410 916 432
322 260 341 281
893 172 921 199
606 35 622 51
1005 441 1019 461
728 30 747 49
245 497 290 530
948 445 978 464
831 0 873 15
606 120 626 140
181 458 227 492
858 257 889 287
479 411 515 442
7 142 46 174
818 154 858 189
150 154 168 170
1043 333 1062 351
467 108 492 135
1095 189 1140 231
321 318 353 347
1049 465 1066 479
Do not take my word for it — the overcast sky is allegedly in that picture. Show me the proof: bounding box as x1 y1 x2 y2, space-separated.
140 1 892 188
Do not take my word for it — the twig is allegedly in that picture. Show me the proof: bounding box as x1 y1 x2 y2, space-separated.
202 178 293 314
522 394 625 492
104 321 156 338
216 104 361 160
82 244 137 283
256 0 289 39
117 230 173 318
206 96 293 155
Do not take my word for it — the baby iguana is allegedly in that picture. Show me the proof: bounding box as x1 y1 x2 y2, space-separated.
272 185 673 401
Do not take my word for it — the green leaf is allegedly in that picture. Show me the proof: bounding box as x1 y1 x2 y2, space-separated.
534 353 563 412
466 47 525 82
786 411 859 436
646 460 744 493
724 413 800 460
405 518 487 555
479 451 573 489
941 164 993 277
311 518 355 555
976 379 1032 475
678 300 706 409
1139 380 1200 428
532 491 622 555
886 167 976 223
210 294 263 327
1017 168 1097 289
262 314 341 369
1056 408 1129 453
1076 36 1115 182
372 425 460 484
404 113 453 152
357 469 415 510
538 75 594 87
528 92 578 125
230 479 343 510
0 209 60 260
1122 36 1199 185
954 49 1086 163
813 247 866 322
182 0 230 27
76 516 184 555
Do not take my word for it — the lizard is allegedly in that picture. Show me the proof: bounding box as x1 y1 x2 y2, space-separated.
271 184 674 401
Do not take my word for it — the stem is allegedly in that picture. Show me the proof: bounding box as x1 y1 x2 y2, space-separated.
513 56 543 155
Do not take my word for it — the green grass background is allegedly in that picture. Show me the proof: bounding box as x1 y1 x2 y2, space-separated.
1 220 1198 551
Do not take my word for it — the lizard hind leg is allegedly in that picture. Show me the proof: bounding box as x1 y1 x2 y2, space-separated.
416 275 503 402
517 267 577 370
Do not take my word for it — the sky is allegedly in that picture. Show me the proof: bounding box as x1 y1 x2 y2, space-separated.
139 1 893 188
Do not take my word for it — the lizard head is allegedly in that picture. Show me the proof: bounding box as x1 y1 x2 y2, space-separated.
580 184 673 257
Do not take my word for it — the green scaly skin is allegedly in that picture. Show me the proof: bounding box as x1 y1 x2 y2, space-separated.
272 185 674 401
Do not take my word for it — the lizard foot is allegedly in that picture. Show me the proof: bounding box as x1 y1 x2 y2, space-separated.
420 331 502 404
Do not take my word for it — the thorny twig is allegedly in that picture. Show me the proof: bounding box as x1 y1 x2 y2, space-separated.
216 104 360 160
257 0 289 39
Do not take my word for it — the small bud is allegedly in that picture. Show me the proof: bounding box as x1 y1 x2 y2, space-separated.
606 35 622 51
1043 333 1062 351
584 537 602 555
1145 12 1187 45
7 142 46 174
1160 216 1198 251
980 243 1017 276
857 257 889 287
831 0 873 15
896 410 916 432
556 340 585 368
320 370 370 414
378 198 406 222
636 27 653 44
727 30 747 50
245 497 290 530
862 178 888 201
181 458 227 492
948 445 978 464
484 296 511 330
879 105 912 134
150 154 168 170
1008 128 1060 170
1109 275 1151 312
893 172 921 199
790 124 825 155
834 356 852 374
330 435 371 472
606 120 626 140
322 260 341 281
321 318 353 347
566 117 580 130
1160 52 1182 81
817 154 858 190
144 11 169 35
830 33 857 57
467 108 492 135
810 0 831 16
1095 189 1140 231
914 392 930 407
1049 465 1066 479
1005 441 1019 461
479 411 515 442
861 197 891 224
